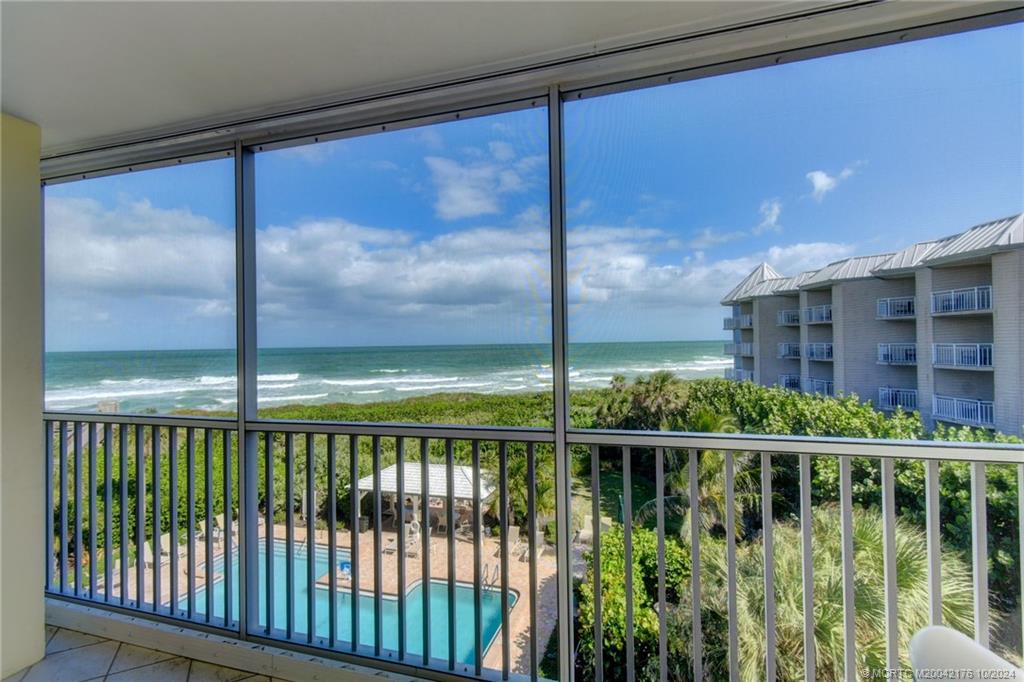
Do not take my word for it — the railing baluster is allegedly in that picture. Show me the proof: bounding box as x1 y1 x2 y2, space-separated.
59 421 68 594
420 437 431 665
925 460 942 624
527 442 539 682
264 431 274 635
119 425 128 606
204 428 214 622
89 423 98 599
327 434 337 648
762 452 776 680
349 434 360 652
500 442 512 680
285 432 295 639
881 457 898 669
45 422 54 591
971 462 989 645
622 446 634 682
472 440 483 676
590 444 603 682
372 435 383 655
725 450 738 682
839 455 857 678
186 428 195 619
799 453 815 681
396 436 406 661
307 434 316 643
104 423 113 603
223 430 233 626
1019 462 1024 662
168 428 178 614
74 421 83 595
152 426 161 613
655 447 667 682
690 448 703 680
446 438 456 671
135 424 145 608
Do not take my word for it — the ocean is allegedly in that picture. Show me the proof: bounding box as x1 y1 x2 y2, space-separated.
44 341 730 413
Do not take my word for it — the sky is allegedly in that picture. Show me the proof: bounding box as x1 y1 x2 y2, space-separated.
44 23 1023 352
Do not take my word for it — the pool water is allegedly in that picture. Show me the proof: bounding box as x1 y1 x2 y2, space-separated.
182 542 517 665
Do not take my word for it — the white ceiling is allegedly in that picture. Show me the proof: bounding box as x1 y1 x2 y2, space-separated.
2 1 831 153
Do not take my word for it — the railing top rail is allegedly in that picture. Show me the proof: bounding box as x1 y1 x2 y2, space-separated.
566 428 1022 462
43 411 236 430
248 418 557 442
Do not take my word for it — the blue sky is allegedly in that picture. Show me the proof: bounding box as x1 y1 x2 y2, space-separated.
45 23 1023 352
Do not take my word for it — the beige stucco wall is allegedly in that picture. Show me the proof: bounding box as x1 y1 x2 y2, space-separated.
753 296 799 386
0 113 44 676
992 250 1024 435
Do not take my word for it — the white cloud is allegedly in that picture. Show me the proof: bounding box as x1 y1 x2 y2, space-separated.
754 199 782 234
424 148 542 221
686 227 745 249
488 141 516 162
806 164 859 202
568 198 594 220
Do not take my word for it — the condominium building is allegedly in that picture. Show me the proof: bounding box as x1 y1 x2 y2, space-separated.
722 213 1024 436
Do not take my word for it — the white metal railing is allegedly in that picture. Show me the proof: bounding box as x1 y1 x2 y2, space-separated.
877 296 916 319
805 342 834 361
725 342 753 356
932 343 993 369
723 314 753 330
778 343 801 359
931 285 993 314
779 374 802 390
878 387 918 411
802 377 834 396
725 368 754 382
777 309 801 326
803 304 833 324
932 395 995 427
877 343 917 365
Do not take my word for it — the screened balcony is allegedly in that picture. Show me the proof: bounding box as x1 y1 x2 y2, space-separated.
778 342 801 359
723 314 752 330
933 343 994 369
878 343 917 366
777 309 801 326
933 395 996 427
805 342 834 361
802 304 833 324
878 387 919 411
877 296 916 319
931 285 993 314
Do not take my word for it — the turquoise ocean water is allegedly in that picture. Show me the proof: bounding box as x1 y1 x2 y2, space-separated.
44 341 728 413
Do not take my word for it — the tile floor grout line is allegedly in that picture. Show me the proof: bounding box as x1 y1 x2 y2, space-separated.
103 642 122 678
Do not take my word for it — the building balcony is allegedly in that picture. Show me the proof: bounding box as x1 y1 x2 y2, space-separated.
803 304 833 324
931 285 992 315
932 343 993 369
802 376 834 396
725 368 754 382
933 395 995 427
777 342 801 359
725 342 753 356
877 343 917 365
878 386 918 411
723 314 753 330
777 309 801 326
877 296 916 319
805 342 834 361
779 373 801 390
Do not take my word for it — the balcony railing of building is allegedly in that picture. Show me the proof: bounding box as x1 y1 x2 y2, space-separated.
725 368 754 382
932 343 994 369
802 377 835 396
931 285 993 315
41 412 1023 682
805 342 834 361
876 296 916 319
778 343 801 359
779 374 802 390
777 309 801 326
933 395 995 428
723 314 753 330
877 343 917 366
724 342 753 356
878 387 919 412
803 304 833 324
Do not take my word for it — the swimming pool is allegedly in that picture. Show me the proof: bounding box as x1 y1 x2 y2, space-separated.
183 542 517 665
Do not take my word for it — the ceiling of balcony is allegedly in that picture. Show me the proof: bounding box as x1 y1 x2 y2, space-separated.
1 1 836 153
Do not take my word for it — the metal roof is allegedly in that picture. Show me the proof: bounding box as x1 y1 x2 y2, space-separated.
771 271 817 295
801 252 895 289
872 239 945 277
355 462 495 501
920 213 1023 266
720 263 782 304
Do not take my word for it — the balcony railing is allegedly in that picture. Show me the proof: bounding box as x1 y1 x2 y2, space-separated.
802 377 834 396
878 387 918 411
723 314 753 330
932 343 993 369
877 343 917 365
933 395 995 427
805 342 834 361
876 296 916 319
931 285 992 314
724 342 753 356
777 309 801 326
777 342 801 359
41 412 1022 681
779 374 802 390
803 304 833 324
725 368 754 382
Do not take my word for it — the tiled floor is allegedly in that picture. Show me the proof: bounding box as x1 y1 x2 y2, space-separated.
2 627 274 682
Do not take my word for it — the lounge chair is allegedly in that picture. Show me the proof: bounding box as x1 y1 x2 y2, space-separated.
159 532 186 558
494 525 521 558
143 541 165 569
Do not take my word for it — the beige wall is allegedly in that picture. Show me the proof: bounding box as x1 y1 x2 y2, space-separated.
753 296 799 386
992 250 1024 435
0 113 44 676
915 268 935 428
931 262 992 291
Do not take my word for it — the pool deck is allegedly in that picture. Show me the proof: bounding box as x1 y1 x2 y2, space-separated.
89 520 558 677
